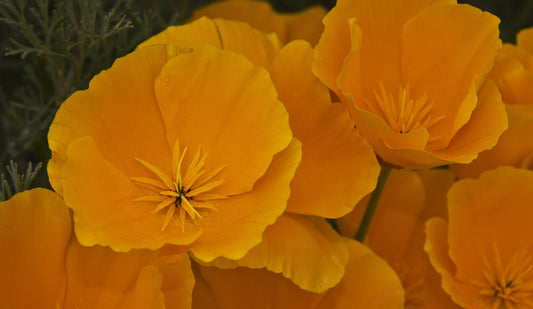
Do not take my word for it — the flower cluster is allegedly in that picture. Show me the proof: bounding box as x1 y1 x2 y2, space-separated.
2 0 533 308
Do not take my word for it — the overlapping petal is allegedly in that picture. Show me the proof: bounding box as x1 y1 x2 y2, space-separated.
338 169 458 308
192 239 404 309
48 45 175 195
203 214 349 293
141 16 379 218
0 189 194 308
139 16 281 70
49 39 297 258
0 189 70 308
187 139 301 262
190 0 326 45
426 167 533 308
452 28 533 177
137 17 380 293
315 0 506 168
271 40 379 217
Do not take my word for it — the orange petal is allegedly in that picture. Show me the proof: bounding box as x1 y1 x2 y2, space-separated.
140 17 281 69
158 256 196 309
192 239 404 309
279 6 327 46
405 169 458 308
48 45 178 195
488 44 533 105
318 0 454 101
338 169 425 260
0 189 70 308
155 43 292 195
192 262 325 309
63 238 165 308
313 0 355 97
191 0 285 42
447 167 533 282
117 266 166 309
415 168 455 222
518 27 533 56
271 40 379 217
425 217 480 307
206 214 349 293
451 104 533 178
431 79 507 164
401 3 501 149
189 139 301 262
317 239 405 308
62 136 202 251
191 0 326 45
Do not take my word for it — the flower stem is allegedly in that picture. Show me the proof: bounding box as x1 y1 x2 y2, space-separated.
355 166 391 242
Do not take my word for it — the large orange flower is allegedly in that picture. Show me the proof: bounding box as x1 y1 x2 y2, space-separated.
0 189 194 308
338 168 459 308
314 0 507 168
192 237 405 309
190 0 326 45
48 39 301 262
426 167 533 308
452 27 533 178
139 17 380 292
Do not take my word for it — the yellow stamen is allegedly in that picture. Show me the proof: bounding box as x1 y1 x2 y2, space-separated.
131 139 227 231
129 177 167 190
154 197 175 213
161 205 175 231
366 83 445 138
472 244 533 308
134 157 173 189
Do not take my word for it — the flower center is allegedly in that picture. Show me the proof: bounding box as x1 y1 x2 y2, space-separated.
472 244 533 308
364 83 445 141
130 139 227 231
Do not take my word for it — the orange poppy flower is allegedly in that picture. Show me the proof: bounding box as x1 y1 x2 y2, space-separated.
192 236 404 309
314 0 507 168
140 17 380 292
190 0 326 45
452 27 533 178
426 167 533 308
48 39 302 261
338 168 459 308
0 189 194 308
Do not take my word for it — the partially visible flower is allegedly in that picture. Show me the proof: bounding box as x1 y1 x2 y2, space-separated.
313 0 507 168
48 39 301 262
0 189 194 308
140 17 380 292
191 0 326 45
452 27 533 178
192 236 404 309
338 168 459 308
426 167 533 308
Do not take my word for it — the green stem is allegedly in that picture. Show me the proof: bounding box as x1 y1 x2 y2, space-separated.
355 166 391 242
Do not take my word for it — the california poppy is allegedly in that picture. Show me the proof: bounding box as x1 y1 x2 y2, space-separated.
313 0 507 168
48 42 301 263
140 17 380 292
0 189 194 308
426 167 533 308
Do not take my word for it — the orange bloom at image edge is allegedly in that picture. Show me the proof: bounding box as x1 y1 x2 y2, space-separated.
0 189 195 308
426 167 533 308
